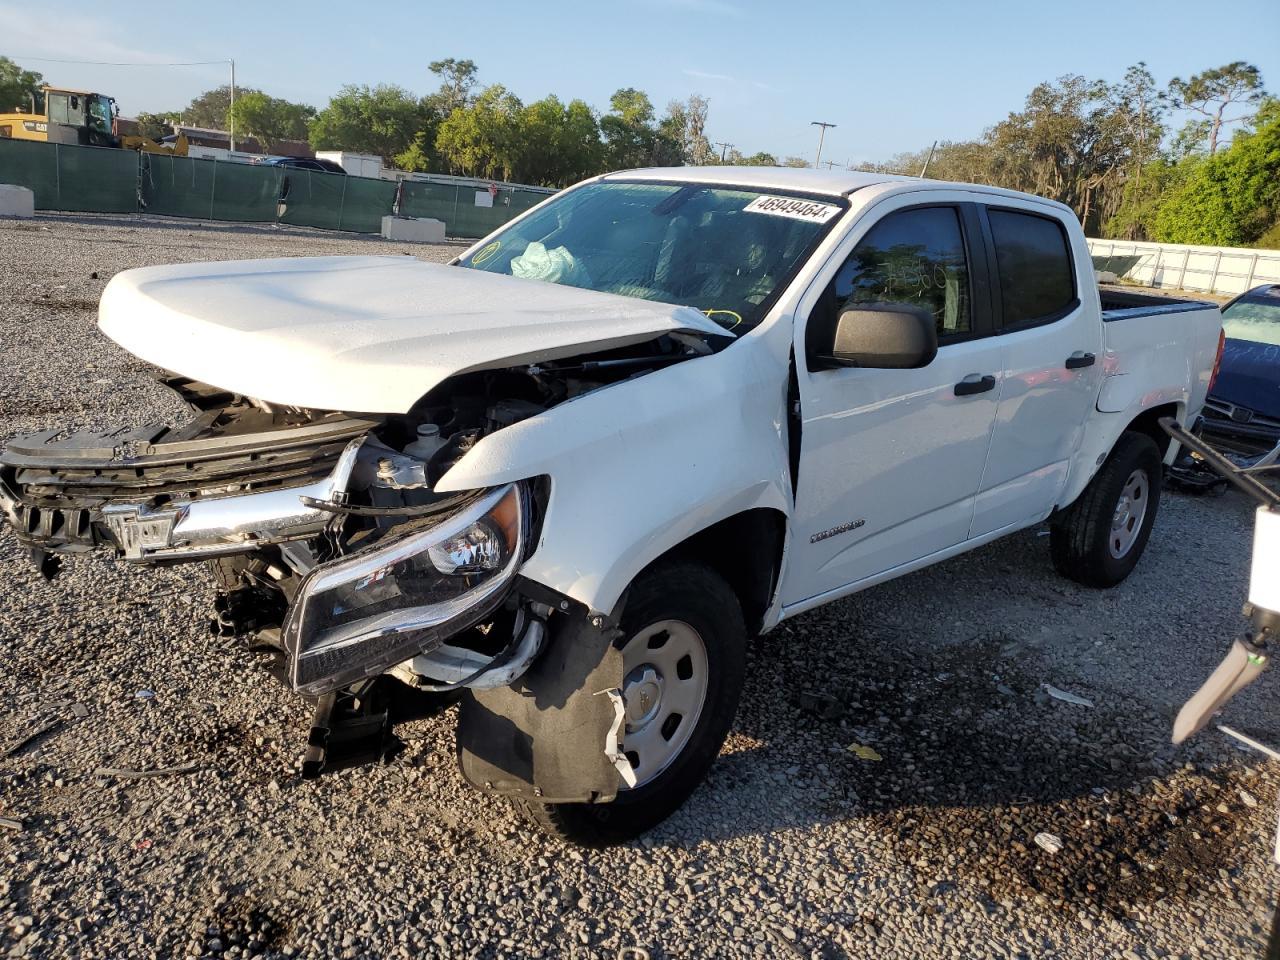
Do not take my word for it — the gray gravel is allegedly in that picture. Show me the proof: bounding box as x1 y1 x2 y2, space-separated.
1 213 1277 960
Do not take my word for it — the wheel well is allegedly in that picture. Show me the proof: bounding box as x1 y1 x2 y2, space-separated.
648 509 786 635
1124 402 1180 460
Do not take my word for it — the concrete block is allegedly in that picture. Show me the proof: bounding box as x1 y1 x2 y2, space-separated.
381 215 446 243
0 184 35 218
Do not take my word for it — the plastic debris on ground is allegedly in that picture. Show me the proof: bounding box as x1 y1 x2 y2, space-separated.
1034 832 1064 854
847 743 883 761
1041 683 1094 707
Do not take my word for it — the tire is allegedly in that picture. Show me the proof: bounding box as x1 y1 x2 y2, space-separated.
1050 430 1162 587
520 561 747 846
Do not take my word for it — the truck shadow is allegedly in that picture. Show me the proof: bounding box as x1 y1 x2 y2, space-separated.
667 518 1272 924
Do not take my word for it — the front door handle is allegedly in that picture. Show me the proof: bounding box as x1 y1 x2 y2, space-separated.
1065 351 1096 370
954 374 996 397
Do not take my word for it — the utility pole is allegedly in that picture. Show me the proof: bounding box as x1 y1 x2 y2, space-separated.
228 58 236 152
821 160 840 170
810 121 836 169
918 140 938 178
713 141 734 162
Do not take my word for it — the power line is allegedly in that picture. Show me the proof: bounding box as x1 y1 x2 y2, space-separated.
712 141 734 162
9 55 230 67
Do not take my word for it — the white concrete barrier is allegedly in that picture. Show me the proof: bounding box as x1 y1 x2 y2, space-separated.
0 184 35 218
381 216 446 243
1089 238 1280 296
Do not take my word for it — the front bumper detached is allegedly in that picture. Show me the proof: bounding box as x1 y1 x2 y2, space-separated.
0 415 374 563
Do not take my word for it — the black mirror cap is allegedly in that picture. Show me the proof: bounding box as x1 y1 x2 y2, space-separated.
825 302 938 369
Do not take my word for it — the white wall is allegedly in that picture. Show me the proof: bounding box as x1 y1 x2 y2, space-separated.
1088 238 1280 296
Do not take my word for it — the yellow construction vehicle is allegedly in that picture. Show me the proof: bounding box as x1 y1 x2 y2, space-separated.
0 85 188 155
0 86 120 146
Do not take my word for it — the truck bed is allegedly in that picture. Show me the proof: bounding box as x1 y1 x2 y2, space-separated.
1099 285 1218 322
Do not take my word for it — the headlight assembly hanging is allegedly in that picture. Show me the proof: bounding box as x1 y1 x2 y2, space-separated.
283 483 530 695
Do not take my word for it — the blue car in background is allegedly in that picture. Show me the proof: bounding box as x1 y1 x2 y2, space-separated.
1202 284 1280 453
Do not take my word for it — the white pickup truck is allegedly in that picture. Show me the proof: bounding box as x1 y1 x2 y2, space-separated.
0 167 1223 844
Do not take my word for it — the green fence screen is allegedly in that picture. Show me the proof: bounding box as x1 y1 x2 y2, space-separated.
277 170 397 233
399 181 549 238
0 138 554 238
0 138 137 213
141 154 283 222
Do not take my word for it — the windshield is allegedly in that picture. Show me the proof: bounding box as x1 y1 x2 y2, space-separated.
1222 287 1280 345
87 96 112 131
457 180 845 332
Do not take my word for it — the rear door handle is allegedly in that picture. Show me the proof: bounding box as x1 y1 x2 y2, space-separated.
1065 351 1096 369
954 374 996 397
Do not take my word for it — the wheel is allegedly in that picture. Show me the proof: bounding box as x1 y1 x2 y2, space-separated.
521 561 746 846
1050 430 1162 587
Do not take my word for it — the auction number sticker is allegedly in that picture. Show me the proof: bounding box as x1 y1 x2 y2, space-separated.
743 196 841 223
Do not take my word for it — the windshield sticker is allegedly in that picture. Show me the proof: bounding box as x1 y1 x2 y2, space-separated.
471 240 501 265
743 196 841 223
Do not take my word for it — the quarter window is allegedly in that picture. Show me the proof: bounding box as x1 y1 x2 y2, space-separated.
832 207 972 338
988 209 1076 326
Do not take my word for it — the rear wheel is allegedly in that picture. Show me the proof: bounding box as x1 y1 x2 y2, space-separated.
1050 431 1162 587
521 561 746 846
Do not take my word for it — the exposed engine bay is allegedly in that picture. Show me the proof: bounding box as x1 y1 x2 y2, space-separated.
0 333 706 710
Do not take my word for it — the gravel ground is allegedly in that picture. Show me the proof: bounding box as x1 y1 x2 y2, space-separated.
0 214 1276 960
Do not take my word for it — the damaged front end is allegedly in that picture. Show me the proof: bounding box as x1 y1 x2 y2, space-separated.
0 344 698 800
0 370 570 698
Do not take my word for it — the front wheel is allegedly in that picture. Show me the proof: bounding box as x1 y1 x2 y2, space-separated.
520 561 746 846
1050 430 1163 587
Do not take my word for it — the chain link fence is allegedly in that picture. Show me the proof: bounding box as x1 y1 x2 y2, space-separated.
0 139 554 239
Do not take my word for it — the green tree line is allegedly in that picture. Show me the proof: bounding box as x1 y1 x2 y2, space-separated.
3 54 1276 246
0 55 803 186
862 62 1278 248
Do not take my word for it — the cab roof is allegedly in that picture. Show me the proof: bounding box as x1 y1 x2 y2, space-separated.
603 165 915 197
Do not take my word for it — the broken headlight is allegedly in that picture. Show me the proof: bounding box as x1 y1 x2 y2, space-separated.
284 483 529 695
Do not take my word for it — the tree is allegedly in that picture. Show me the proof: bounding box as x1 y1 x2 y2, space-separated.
515 95 602 186
656 95 713 166
181 85 261 130
1154 97 1280 245
435 84 524 180
684 95 713 165
310 84 424 160
0 56 43 113
425 58 478 116
133 112 172 141
738 151 778 166
600 88 658 170
1108 63 1166 185
1168 62 1266 154
229 92 315 153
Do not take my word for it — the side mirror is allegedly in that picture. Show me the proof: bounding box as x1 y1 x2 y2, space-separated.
824 302 938 369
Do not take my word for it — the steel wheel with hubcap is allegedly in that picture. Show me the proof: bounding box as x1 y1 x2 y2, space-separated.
619 619 709 788
1109 469 1149 559
521 561 746 846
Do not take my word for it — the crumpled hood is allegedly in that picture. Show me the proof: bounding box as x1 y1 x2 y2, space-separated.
98 256 731 413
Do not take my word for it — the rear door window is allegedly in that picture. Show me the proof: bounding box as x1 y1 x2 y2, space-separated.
987 209 1077 327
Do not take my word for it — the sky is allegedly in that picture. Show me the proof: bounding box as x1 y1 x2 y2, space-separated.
7 0 1280 166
